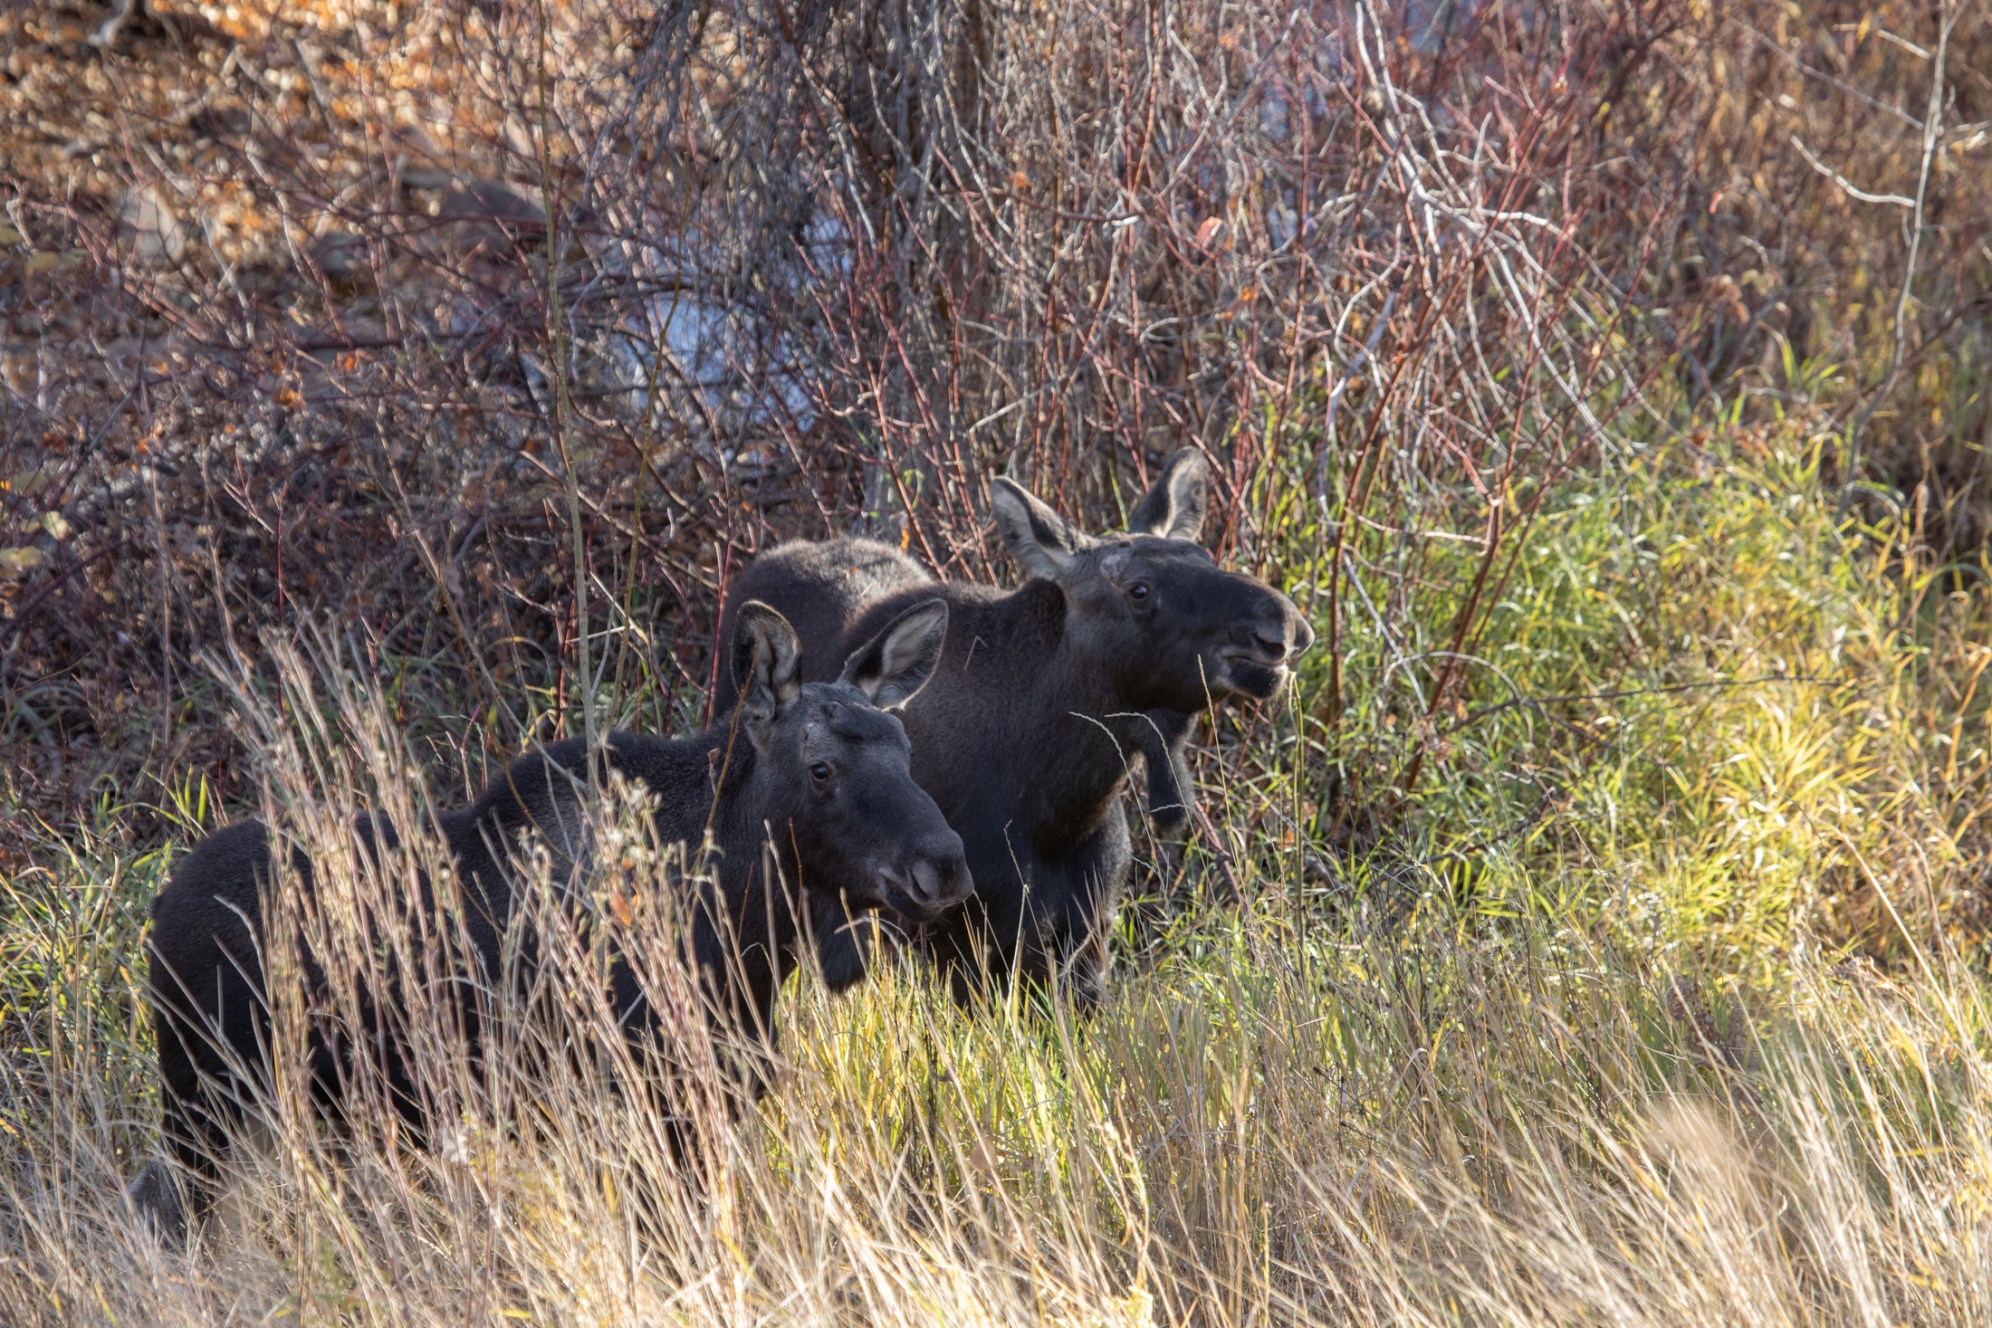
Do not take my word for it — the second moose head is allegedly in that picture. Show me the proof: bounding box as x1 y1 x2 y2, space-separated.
723 597 971 950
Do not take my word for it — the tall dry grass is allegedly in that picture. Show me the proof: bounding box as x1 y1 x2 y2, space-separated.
9 786 1992 1323
8 455 1992 1324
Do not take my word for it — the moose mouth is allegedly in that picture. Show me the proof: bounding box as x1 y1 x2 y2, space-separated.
872 862 968 924
882 891 947 924
1218 649 1291 699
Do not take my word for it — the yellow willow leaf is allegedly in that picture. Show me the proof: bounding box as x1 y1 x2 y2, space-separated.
0 546 47 576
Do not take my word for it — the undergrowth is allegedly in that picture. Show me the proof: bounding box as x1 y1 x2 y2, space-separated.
6 431 1992 1325
6 0 1991 1319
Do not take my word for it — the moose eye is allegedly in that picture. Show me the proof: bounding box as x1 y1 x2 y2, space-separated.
1127 582 1152 602
809 762 832 784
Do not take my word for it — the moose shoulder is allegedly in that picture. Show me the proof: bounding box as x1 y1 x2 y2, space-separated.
718 451 1313 1007
131 600 966 1245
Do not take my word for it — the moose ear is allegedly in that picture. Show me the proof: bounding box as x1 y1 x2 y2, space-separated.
839 599 948 709
990 476 1084 581
731 601 802 739
1127 450 1211 540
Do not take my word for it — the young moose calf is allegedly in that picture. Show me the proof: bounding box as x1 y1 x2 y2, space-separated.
718 451 1313 1008
131 600 967 1244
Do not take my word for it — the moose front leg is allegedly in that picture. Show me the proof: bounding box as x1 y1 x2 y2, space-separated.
1138 709 1195 836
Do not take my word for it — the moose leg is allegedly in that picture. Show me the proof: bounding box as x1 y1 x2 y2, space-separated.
1138 709 1196 836
932 890 1012 1009
130 1083 226 1246
135 947 268 1245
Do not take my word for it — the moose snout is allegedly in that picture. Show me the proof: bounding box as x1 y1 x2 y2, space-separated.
1286 607 1317 657
1238 601 1315 663
1249 623 1292 660
893 837 972 918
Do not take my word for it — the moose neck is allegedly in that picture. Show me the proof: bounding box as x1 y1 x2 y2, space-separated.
698 733 808 1030
984 578 1166 848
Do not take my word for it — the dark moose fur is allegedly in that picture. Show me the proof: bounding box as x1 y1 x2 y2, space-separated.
130 600 967 1244
717 451 1313 1007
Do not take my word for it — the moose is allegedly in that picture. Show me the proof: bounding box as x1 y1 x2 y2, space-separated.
717 450 1314 1008
130 599 968 1244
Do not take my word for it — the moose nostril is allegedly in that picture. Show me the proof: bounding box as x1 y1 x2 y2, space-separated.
912 857 969 908
929 856 971 907
1290 614 1317 655
1254 625 1290 658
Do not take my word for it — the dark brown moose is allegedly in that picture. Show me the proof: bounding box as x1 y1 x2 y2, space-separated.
717 451 1313 1008
131 599 967 1244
